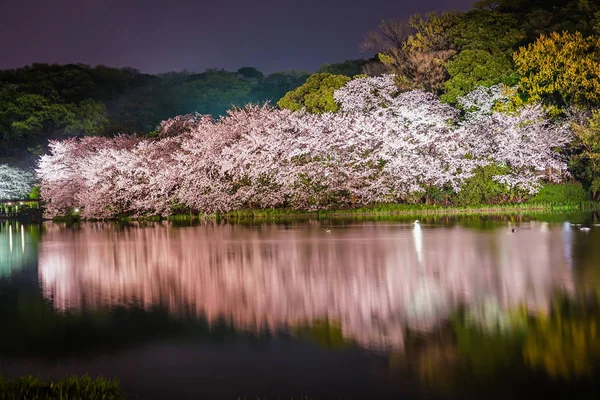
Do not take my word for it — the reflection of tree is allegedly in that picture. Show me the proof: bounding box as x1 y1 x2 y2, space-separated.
392 309 526 396
38 220 574 351
399 298 600 397
524 299 600 379
0 222 39 278
295 319 355 349
0 285 262 358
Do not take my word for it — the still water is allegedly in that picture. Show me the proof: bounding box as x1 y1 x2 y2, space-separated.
1 215 600 399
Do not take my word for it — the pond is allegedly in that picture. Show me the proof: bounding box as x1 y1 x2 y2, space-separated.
1 215 600 399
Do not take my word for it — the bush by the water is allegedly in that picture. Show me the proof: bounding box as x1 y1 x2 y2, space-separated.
452 165 519 206
0 375 125 400
528 183 590 205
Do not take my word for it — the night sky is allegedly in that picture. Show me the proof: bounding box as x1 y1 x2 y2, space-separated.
1 0 478 74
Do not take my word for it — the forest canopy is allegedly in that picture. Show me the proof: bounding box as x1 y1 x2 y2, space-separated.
0 64 312 160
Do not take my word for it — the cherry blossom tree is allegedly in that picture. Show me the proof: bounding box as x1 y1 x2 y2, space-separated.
0 164 34 200
36 77 574 219
456 84 572 193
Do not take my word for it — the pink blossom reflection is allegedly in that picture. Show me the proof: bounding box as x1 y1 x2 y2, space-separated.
39 221 574 350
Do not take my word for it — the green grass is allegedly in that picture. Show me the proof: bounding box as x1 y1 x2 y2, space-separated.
48 181 600 223
528 182 590 205
217 201 600 220
0 375 125 400
50 201 600 223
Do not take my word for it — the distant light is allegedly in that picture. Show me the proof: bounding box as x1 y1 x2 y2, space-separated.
19 202 23 205
74 208 80 213
7 202 11 205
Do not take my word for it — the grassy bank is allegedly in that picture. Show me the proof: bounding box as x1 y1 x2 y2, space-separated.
217 201 600 220
50 201 600 223
0 375 125 400
48 184 600 222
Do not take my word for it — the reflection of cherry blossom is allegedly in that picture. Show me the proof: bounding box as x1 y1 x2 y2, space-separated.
39 221 573 351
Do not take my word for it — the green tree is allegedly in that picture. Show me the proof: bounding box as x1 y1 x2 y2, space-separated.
237 67 264 83
569 110 600 200
514 32 600 109
177 69 256 117
317 59 369 77
70 99 109 136
0 91 76 156
442 9 524 102
246 71 309 105
474 0 600 38
442 50 519 103
452 165 514 206
277 73 350 114
376 13 458 93
448 9 525 52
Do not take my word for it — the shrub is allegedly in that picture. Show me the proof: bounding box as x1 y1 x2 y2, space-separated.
452 165 513 206
528 183 589 205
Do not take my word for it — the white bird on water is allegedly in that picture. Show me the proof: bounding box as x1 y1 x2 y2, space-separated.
580 226 591 232
413 220 423 266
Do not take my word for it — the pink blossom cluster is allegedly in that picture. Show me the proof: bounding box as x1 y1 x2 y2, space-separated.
37 78 572 219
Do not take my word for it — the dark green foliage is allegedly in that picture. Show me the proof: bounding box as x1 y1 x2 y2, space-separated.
29 186 41 200
296 320 355 349
449 9 525 52
452 165 514 206
475 0 600 38
442 9 524 102
528 183 589 205
0 375 125 400
176 69 255 116
569 111 600 199
237 66 265 82
0 64 309 162
442 50 520 103
317 59 369 77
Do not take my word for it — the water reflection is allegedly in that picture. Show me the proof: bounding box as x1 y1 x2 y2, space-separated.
0 221 38 277
39 220 576 351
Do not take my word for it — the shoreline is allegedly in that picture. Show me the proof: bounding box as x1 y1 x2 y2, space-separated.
49 202 600 223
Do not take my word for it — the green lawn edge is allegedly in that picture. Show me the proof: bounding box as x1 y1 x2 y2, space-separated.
0 375 125 400
49 201 600 223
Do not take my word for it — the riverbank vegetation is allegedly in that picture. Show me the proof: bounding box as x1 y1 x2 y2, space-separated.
0 375 124 400
4 0 600 219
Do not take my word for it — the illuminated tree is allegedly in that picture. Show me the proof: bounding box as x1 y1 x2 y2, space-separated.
514 32 600 108
37 79 572 219
0 164 35 200
363 13 458 93
277 73 351 114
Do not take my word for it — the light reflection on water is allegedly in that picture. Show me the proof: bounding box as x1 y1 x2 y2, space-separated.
38 220 574 350
0 221 38 277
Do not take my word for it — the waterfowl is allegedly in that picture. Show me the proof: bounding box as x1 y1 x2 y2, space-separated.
580 227 591 232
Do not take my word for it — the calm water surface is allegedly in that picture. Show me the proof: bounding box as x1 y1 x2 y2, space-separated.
1 215 600 399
